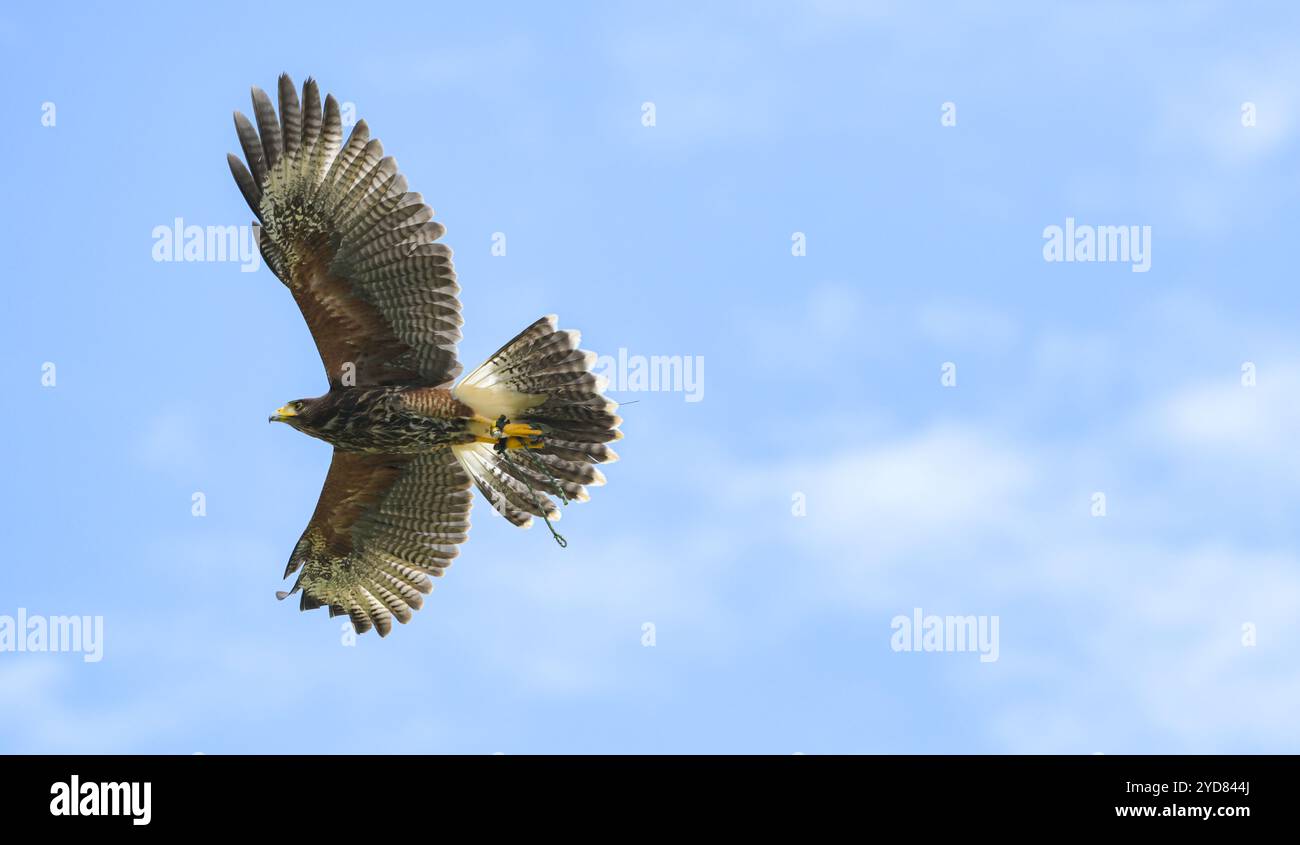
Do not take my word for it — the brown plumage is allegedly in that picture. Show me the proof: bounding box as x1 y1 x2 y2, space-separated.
230 75 621 636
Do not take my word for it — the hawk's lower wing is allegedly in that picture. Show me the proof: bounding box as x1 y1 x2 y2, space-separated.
277 448 473 636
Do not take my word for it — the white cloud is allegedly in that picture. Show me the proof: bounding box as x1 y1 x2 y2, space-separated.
1141 44 1300 232
1138 361 1300 474
700 356 1300 750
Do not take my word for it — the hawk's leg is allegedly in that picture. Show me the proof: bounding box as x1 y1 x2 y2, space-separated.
488 414 545 451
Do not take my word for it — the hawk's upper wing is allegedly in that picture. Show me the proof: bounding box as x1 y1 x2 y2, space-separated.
277 447 474 636
228 75 462 388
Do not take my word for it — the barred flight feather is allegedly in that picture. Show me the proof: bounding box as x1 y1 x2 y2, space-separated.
228 74 462 389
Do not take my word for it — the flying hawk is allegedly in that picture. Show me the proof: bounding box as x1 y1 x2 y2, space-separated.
227 75 621 636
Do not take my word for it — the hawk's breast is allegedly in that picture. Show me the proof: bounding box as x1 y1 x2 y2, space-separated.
314 387 475 454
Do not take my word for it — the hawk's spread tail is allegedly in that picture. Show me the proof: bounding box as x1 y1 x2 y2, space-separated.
452 316 620 527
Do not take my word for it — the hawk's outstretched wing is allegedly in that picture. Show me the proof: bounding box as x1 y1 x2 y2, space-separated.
228 74 462 387
276 447 474 636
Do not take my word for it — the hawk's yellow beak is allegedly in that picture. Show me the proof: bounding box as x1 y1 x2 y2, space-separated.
270 404 297 423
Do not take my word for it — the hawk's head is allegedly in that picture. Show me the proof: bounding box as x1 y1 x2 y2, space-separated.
269 398 322 431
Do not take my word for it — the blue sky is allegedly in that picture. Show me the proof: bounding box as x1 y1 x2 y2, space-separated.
4 1 1300 753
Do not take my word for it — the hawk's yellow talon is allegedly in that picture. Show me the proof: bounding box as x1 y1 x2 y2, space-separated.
498 435 546 450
